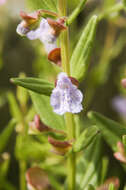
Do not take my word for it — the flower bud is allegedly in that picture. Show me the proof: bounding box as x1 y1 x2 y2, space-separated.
26 167 51 190
48 136 72 155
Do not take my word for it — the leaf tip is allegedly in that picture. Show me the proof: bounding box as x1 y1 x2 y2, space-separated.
87 111 93 119
10 78 15 83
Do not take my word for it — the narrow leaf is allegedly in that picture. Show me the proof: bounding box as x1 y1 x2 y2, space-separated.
70 15 98 81
88 111 126 151
7 92 23 122
0 119 16 153
15 135 50 161
67 0 88 25
85 184 95 190
73 126 99 152
77 135 102 189
123 0 126 9
30 91 65 130
11 77 54 96
108 184 115 190
0 153 10 180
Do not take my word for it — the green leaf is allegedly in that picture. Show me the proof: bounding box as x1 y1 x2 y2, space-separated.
7 92 23 122
100 157 109 184
73 126 99 152
85 184 95 190
15 135 50 161
26 0 57 12
108 184 115 190
16 73 29 109
30 91 65 130
67 0 88 25
48 175 63 190
123 0 126 9
0 153 10 180
1 181 16 190
77 135 102 189
88 111 126 151
11 77 54 96
70 15 98 81
122 135 126 149
0 119 16 153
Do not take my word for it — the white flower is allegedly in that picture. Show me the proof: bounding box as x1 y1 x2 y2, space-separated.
16 22 30 36
50 72 83 115
16 18 57 53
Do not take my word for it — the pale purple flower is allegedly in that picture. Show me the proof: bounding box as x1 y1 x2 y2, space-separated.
50 72 83 115
16 18 57 53
112 96 126 119
16 22 29 36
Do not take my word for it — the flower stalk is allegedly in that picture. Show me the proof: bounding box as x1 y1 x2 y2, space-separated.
58 0 76 189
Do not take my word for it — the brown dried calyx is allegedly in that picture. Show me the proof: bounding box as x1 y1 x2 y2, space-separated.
29 115 51 133
55 76 79 87
48 48 61 66
29 115 66 136
48 136 72 156
26 167 52 190
19 10 59 30
20 11 40 29
47 17 67 37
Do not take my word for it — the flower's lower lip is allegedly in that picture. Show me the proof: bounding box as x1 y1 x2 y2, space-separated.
51 72 83 115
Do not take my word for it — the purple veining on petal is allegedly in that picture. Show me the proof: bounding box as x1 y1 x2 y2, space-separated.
16 18 57 53
50 72 83 115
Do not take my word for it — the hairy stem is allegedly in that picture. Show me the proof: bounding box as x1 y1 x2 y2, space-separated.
58 0 76 189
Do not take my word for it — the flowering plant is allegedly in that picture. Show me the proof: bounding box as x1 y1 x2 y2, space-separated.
1 0 126 189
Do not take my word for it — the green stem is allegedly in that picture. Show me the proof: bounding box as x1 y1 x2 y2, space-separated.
19 160 26 190
58 1 76 190
58 0 70 75
65 113 76 190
